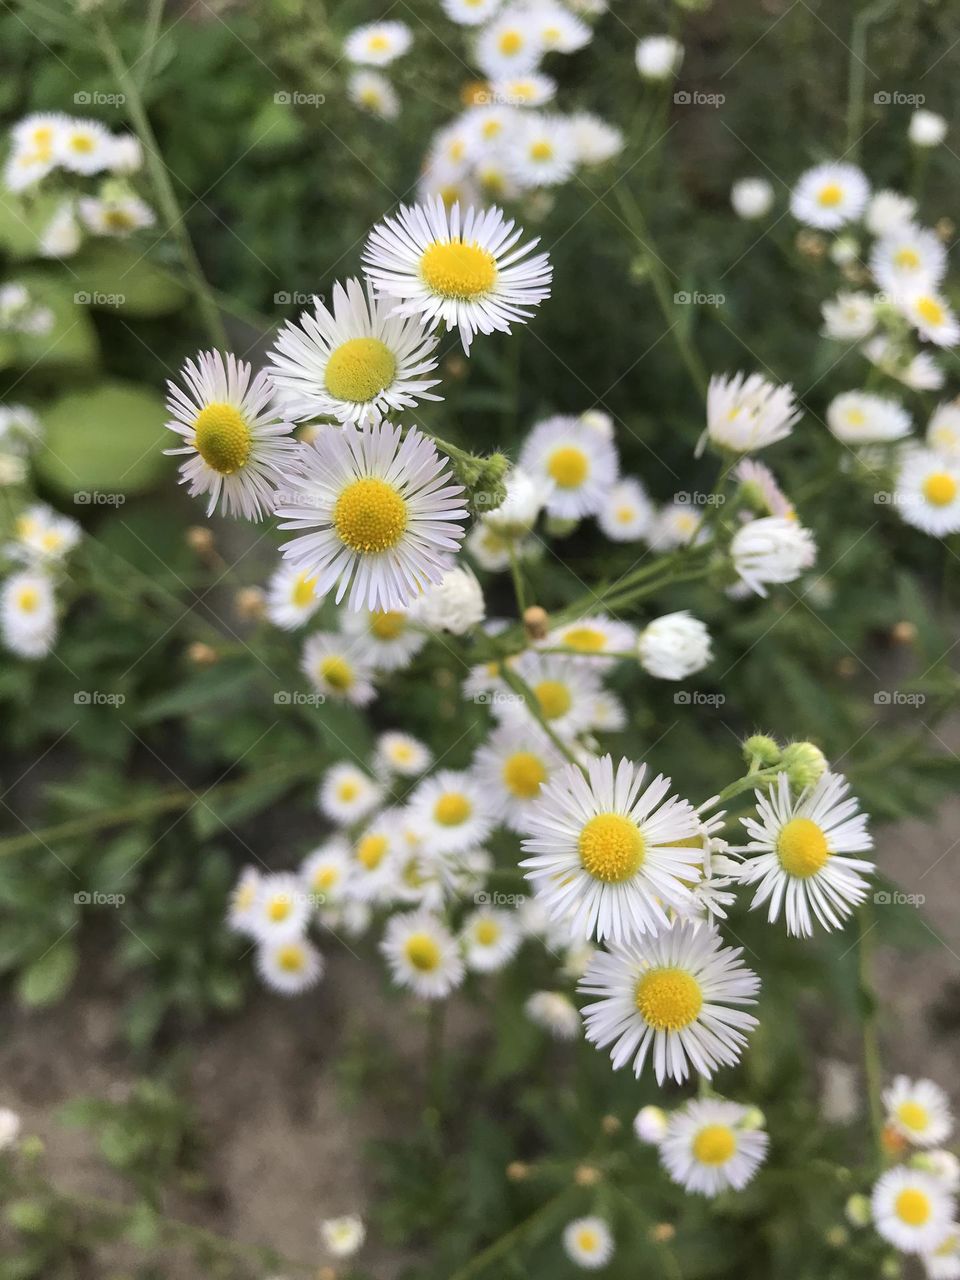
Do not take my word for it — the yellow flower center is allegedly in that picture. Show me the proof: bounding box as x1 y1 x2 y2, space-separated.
579 813 645 882
563 626 607 652
434 792 472 826
530 140 554 161
917 296 945 326
319 656 353 690
104 209 137 232
70 133 95 154
692 1124 737 1165
543 25 561 43
616 506 634 523
333 476 408 553
502 751 547 798
370 609 406 640
845 408 866 426
357 833 389 869
312 866 340 891
776 817 830 878
482 119 503 139
324 337 397 403
16 587 40 613
533 679 572 721
635 967 703 1030
498 29 523 54
575 1228 600 1252
404 932 441 971
923 472 958 506
895 1189 931 1227
235 882 255 910
291 573 317 607
368 33 389 51
391 743 414 763
193 402 252 475
547 446 589 489
474 918 501 946
360 88 381 108
817 182 843 207
895 247 921 269
896 1100 930 1132
268 897 292 922
276 944 305 972
420 239 497 300
337 780 359 802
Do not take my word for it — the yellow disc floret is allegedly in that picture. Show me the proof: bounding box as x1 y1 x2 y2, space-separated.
319 656 354 691
502 751 547 799
817 182 843 207
896 1101 930 1133
578 813 645 882
420 239 497 300
474 918 501 946
291 573 317 607
369 610 406 640
923 472 958 507
324 337 397 403
895 1188 931 1227
193 403 252 474
635 967 704 1030
562 626 607 653
917 296 945 326
692 1124 737 1165
434 792 472 826
405 932 441 971
776 817 830 878
533 679 572 721
357 833 389 869
333 477 408 553
547 446 589 489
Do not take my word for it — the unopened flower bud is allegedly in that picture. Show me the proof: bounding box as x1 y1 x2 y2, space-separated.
891 620 917 646
845 1193 872 1227
523 605 549 641
742 734 781 767
649 1222 676 1244
781 741 827 788
825 1225 848 1248
601 1115 621 1136
234 587 265 620
506 1160 530 1181
186 641 219 667
185 526 215 556
574 1163 602 1186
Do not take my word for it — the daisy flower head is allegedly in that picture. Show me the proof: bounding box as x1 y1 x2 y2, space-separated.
872 1166 956 1254
885 1076 953 1148
344 21 412 66
597 477 655 542
472 721 564 831
256 936 324 995
461 103 519 156
39 201 81 259
634 1105 668 1144
249 871 312 943
226 866 261 935
525 990 581 1039
547 615 636 669
54 116 113 174
821 291 878 341
363 197 552 354
520 755 702 945
165 351 297 521
265 561 322 630
507 113 577 188
498 650 602 740
637 611 712 681
0 571 57 659
348 814 405 903
635 35 683 80
519 415 618 519
925 1227 960 1280
826 390 912 444
866 189 917 237
482 465 549 537
340 603 427 671
375 730 433 778
301 839 352 907
461 905 522 972
562 1217 614 1270
532 3 591 53
910 109 948 148
898 289 960 348
734 458 794 519
790 161 869 230
870 224 947 296
301 632 376 706
267 279 441 427
706 371 801 453
467 522 516 571
108 133 143 174
895 449 960 537
0 405 42 455
659 1098 769 1196
731 177 774 220
442 0 503 24
318 762 383 826
413 564 486 635
10 503 81 564
4 143 57 193
579 917 759 1083
408 769 494 854
474 10 542 79
730 515 817 596
568 112 624 166
490 72 557 109
864 335 944 392
380 909 465 999
320 1214 366 1258
77 194 155 237
348 70 400 120
737 771 874 937
649 500 705 550
276 421 468 612
927 403 960 458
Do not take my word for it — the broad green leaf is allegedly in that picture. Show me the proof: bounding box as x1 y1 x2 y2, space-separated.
69 242 189 317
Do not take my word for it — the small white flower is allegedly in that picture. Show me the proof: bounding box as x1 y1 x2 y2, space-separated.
790 161 869 230
265 561 322 630
318 763 383 826
461 906 522 972
54 117 113 174
649 501 703 550
249 872 312 943
596 476 655 542
531 3 591 53
821 291 878 341
525 990 581 1039
706 371 801 452
638 611 712 680
320 1214 366 1258
472 721 564 832
864 335 944 391
482 466 547 537
226 867 262 935
635 35 683 80
108 134 143 173
885 1076 954 1147
498 650 603 740
567 112 624 166
407 770 494 855
301 633 377 706
39 201 81 258
1 571 57 659
898 289 960 347
562 1217 614 1270
909 109 947 148
78 194 155 237
344 21 412 65
375 730 432 778
301 840 352 906
413 565 485 635
380 909 465 999
9 503 81 565
730 516 817 596
826 391 912 444
866 190 917 237
0 1107 21 1151
341 604 428 671
731 177 774 220
442 0 503 24
895 449 960 537
519 415 618 519
348 70 400 120
634 1105 668 1144
872 1166 956 1254
474 11 542 79
871 224 946 296
256 937 324 995
660 1098 768 1196
507 113 577 189
928 403 960 458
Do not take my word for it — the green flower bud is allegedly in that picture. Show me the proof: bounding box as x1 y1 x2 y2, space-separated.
845 1193 872 1228
880 1257 901 1279
469 452 509 517
742 734 781 767
545 515 579 538
741 1106 766 1130
781 741 828 789
825 1225 848 1248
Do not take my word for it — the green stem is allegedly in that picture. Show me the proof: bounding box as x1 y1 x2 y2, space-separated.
712 768 782 805
846 0 899 155
857 903 884 1158
93 18 228 349
447 1192 573 1280
135 0 168 86
501 667 583 770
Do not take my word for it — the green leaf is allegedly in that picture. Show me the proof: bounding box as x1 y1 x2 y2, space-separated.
0 190 65 259
16 937 78 1007
34 379 170 498
0 272 99 373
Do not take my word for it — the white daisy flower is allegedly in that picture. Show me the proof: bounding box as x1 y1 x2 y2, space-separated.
521 755 702 945
821 291 878 341
659 1098 769 1196
320 1214 366 1258
866 190 917 236
498 651 603 740
417 169 483 214
348 814 405 903
910 110 948 148
587 689 626 733
634 1105 668 1144
408 770 494 854
0 1108 21 1152
467 522 514 571
872 1167 956 1254
731 177 774 220
490 73 557 109
637 611 712 680
519 415 618 519
596 477 654 542
790 161 869 229
870 224 947 296
535 4 591 51
442 0 503 24
461 906 522 972
546 615 635 668
579 917 759 1083
706 371 801 452
826 390 912 444
54 117 113 174
923 1153 960 1193
567 112 624 166
927 403 960 458
737 771 874 937
108 134 143 174
9 503 81 564
226 866 262 935
10 111 64 155
562 1217 614 1270
473 722 564 832
375 730 433 778
348 70 400 120
301 839 352 907
885 1077 954 1148
301 632 377 706
924 1226 960 1280
265 561 322 630
0 405 42 455
461 103 518 153
165 351 298 521
0 571 57 659
340 604 427 671
895 449 960 537
318 762 383 826
380 909 465 999
4 144 57 193
428 120 480 175
474 12 542 79
481 465 548 537
248 871 312 943
635 35 683 80
898 289 960 347
267 279 441 427
525 990 581 1039
864 335 944 391
39 201 81 258
730 515 817 596
276 421 468 612
256 937 324 995
413 565 486 635
363 197 552 354
77 194 155 237
344 21 412 65
507 113 576 188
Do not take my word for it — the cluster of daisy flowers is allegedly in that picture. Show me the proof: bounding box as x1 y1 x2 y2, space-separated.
843 1075 960 1277
2 112 153 257
0 282 53 338
0 494 81 660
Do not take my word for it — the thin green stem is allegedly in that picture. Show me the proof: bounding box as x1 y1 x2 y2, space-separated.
846 0 899 154
501 667 583 770
136 0 168 86
447 1192 573 1280
857 904 884 1158
712 767 781 805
